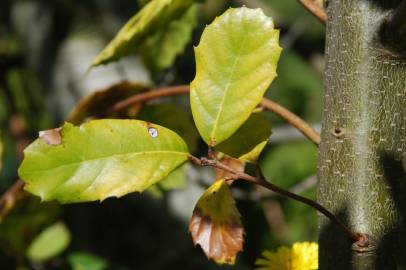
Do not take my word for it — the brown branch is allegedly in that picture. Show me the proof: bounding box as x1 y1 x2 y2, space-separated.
0 115 29 222
111 85 190 113
260 99 320 145
111 85 321 145
297 0 327 24
238 174 317 201
0 180 25 222
0 83 320 222
188 154 360 243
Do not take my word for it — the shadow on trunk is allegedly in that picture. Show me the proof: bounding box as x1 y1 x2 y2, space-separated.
373 153 406 269
319 209 353 270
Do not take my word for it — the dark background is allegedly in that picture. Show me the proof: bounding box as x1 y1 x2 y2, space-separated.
0 0 325 269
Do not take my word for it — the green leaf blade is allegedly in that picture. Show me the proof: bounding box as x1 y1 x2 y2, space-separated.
18 120 189 203
190 7 282 145
68 252 108 270
141 4 198 72
138 104 200 153
91 0 197 67
215 113 271 163
27 222 71 262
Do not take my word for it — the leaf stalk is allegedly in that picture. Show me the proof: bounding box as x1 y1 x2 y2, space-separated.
188 154 361 243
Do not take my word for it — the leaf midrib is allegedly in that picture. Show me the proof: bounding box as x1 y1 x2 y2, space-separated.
23 150 188 175
209 24 249 143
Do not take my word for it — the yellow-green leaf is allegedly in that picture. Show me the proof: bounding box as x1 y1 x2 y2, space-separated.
147 164 186 197
190 7 282 145
27 222 71 262
91 0 198 67
18 119 189 203
141 5 198 72
215 113 271 163
68 252 108 270
189 180 244 265
138 104 200 153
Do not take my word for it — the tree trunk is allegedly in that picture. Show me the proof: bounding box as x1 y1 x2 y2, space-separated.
318 0 406 269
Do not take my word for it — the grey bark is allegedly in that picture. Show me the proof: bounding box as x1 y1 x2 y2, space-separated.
318 0 406 269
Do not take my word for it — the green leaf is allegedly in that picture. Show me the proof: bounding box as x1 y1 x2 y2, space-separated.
147 164 186 197
266 49 323 123
260 141 317 189
0 197 60 255
6 69 30 117
189 180 244 265
26 222 71 262
141 5 198 72
18 119 189 203
215 113 271 163
67 82 148 125
190 7 282 146
91 0 198 67
68 252 108 270
138 104 200 153
158 165 186 190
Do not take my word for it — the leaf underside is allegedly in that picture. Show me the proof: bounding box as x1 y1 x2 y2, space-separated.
215 113 271 163
141 5 198 71
190 7 282 146
67 81 148 125
215 156 245 183
18 119 189 203
91 0 198 67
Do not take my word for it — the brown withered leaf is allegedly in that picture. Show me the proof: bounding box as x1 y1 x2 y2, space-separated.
39 127 62 145
189 180 244 265
67 81 149 124
215 156 245 183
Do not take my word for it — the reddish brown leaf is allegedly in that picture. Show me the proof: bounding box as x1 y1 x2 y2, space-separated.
189 180 244 265
39 127 62 145
215 156 245 182
66 81 148 124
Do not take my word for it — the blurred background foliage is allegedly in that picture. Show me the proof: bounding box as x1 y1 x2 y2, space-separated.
0 0 324 269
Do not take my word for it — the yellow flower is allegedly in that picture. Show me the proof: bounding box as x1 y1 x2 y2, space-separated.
255 242 318 270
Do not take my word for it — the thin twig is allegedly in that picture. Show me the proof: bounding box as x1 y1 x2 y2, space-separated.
297 0 327 23
0 115 29 222
260 99 320 145
0 180 25 222
111 85 190 113
188 154 360 242
235 174 318 201
111 85 321 145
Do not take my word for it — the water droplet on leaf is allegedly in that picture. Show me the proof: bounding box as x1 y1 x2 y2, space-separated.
148 127 158 138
